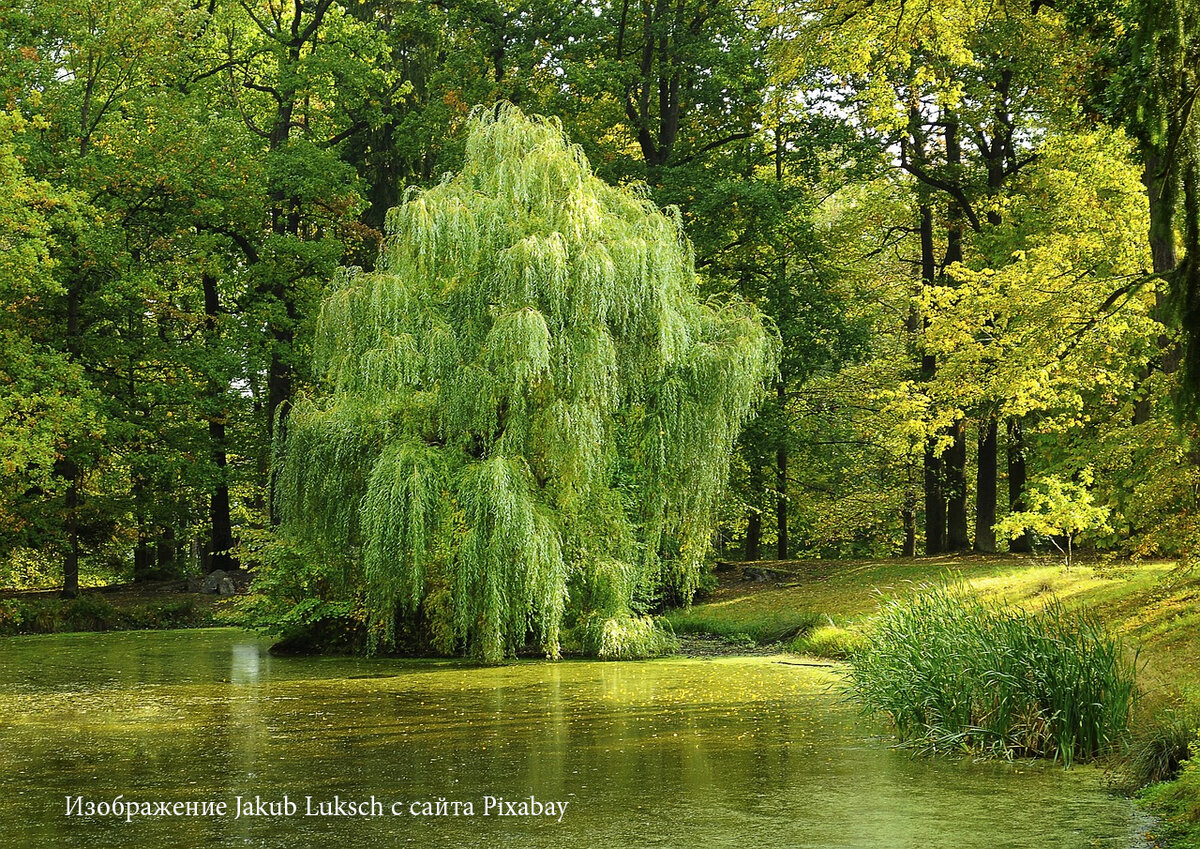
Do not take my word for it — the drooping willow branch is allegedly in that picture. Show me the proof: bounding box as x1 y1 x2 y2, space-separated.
275 105 778 662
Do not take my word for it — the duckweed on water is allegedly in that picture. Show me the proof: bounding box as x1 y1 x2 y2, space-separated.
0 629 1147 849
848 584 1136 766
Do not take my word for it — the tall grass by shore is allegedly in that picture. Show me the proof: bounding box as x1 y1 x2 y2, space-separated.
848 584 1136 766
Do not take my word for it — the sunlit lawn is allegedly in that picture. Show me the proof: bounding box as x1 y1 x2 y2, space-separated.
670 555 1200 694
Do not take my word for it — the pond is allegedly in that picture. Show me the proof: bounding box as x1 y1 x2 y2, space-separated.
0 628 1149 848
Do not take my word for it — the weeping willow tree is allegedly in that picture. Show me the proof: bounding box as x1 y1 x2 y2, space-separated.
276 105 777 663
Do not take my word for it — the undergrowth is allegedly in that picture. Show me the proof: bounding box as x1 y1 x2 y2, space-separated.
0 594 211 635
664 608 822 645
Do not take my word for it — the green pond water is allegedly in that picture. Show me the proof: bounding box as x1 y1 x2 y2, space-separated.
0 628 1149 848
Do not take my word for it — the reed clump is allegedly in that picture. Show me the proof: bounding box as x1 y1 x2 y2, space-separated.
1120 704 1199 789
848 584 1136 766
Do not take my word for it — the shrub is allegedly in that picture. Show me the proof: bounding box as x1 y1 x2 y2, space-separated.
0 548 61 589
0 599 23 634
63 594 119 630
569 614 678 660
848 584 1136 766
665 609 822 645
0 594 212 635
721 632 756 648
788 623 865 659
995 471 1112 567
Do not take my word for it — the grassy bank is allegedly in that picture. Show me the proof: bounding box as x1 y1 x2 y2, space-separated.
667 554 1200 845
670 555 1199 689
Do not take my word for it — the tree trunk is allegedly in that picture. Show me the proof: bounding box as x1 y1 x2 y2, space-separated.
976 112 1003 552
903 220 920 559
974 418 998 553
1176 157 1200 412
775 384 788 561
908 106 947 557
946 420 970 551
62 276 83 596
1007 417 1032 553
1146 149 1179 287
919 201 946 555
133 489 155 583
943 112 970 552
134 539 155 581
773 133 789 563
775 446 788 561
901 490 917 557
203 273 238 571
924 446 946 555
210 470 236 571
1149 148 1180 380
262 36 303 523
156 525 177 573
265 290 295 527
745 464 762 561
63 469 80 598
1135 148 1181 423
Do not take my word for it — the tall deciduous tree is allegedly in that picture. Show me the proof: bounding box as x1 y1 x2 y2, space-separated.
1075 0 1200 413
772 0 1101 553
212 0 401 518
0 112 95 594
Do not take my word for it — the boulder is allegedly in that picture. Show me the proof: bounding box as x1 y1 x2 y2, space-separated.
200 570 227 594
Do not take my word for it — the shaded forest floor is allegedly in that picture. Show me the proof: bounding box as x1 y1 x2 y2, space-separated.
670 553 1200 697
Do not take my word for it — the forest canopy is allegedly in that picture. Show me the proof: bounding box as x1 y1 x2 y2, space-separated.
2 0 1200 651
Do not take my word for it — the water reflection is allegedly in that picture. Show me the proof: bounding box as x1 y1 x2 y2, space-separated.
230 643 263 685
0 629 1147 849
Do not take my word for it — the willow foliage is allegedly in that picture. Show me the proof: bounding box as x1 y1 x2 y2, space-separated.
276 105 778 663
